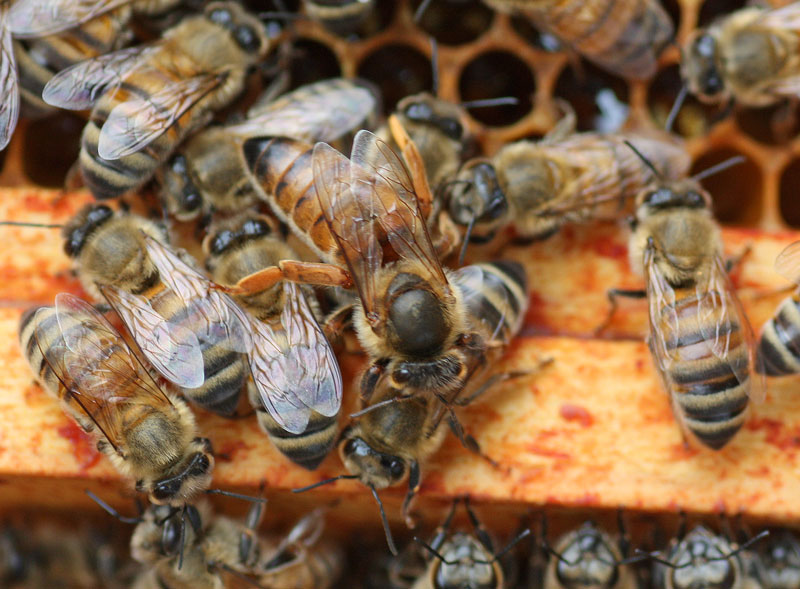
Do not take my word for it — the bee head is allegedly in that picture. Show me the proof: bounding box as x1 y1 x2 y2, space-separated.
554 523 620 589
446 160 508 231
205 2 271 59
668 528 738 589
205 214 274 258
760 532 800 589
682 31 726 102
62 204 114 258
638 184 709 212
339 430 408 489
432 534 499 589
145 438 214 507
161 153 203 221
130 503 205 566
399 93 467 143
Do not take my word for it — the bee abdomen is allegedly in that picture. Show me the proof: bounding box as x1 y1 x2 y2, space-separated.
757 294 800 376
185 346 248 416
461 261 529 344
256 408 338 470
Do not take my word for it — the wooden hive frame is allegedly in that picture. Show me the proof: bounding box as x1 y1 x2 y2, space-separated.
3 0 800 563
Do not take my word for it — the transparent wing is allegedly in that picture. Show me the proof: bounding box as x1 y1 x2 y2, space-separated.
98 73 224 159
41 293 173 453
696 255 766 403
143 234 253 354
0 4 19 151
248 283 342 435
349 130 448 289
229 79 376 142
312 141 382 320
774 240 800 283
99 285 205 389
42 45 154 110
8 0 132 37
755 2 800 31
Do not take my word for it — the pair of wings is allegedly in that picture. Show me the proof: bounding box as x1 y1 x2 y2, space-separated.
33 292 175 456
102 235 342 435
645 244 766 420
225 78 378 145
312 129 448 328
42 37 229 160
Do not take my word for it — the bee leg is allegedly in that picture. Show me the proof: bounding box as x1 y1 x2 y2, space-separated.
230 265 284 294
725 244 752 274
454 364 551 407
239 500 265 566
323 304 354 348
432 211 461 261
544 98 578 144
389 114 435 217
595 288 646 335
617 508 630 557
446 408 500 469
279 260 353 289
402 461 421 529
464 496 496 554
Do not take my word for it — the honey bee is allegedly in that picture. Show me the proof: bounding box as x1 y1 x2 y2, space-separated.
203 212 343 470
542 521 638 589
301 0 377 36
446 114 690 243
482 0 674 80
755 242 800 377
61 204 253 417
651 526 766 589
389 498 526 589
243 132 530 544
41 1 275 200
756 530 800 589
18 293 215 507
160 77 377 221
681 3 800 108
600 158 764 449
0 1 19 151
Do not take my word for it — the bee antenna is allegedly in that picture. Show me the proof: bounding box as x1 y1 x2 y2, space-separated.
415 536 457 564
292 474 359 493
414 0 435 23
461 97 520 109
85 490 143 524
430 37 440 97
177 506 187 571
369 483 399 556
706 530 770 563
205 489 268 503
690 156 746 182
458 214 476 266
622 140 663 181
0 221 63 228
635 548 690 569
665 85 688 134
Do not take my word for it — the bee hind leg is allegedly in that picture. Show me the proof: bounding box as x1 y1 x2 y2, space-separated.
595 288 646 336
454 363 552 407
446 408 500 469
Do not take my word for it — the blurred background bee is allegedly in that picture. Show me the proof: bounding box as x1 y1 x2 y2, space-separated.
682 3 800 109
18 292 215 507
203 212 343 470
755 530 800 589
301 0 377 36
445 109 690 244
755 242 800 377
41 1 277 201
650 525 766 589
481 0 674 80
600 157 765 450
159 76 378 222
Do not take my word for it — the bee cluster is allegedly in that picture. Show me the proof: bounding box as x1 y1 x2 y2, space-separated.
4 0 800 587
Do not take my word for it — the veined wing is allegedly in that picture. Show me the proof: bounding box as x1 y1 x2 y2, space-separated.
142 234 253 354
775 240 800 284
0 3 19 151
8 0 132 37
98 73 225 159
99 284 205 389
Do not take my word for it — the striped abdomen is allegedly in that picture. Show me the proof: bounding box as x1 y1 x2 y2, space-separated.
757 291 800 376
456 261 529 347
145 283 248 416
81 70 209 200
655 288 750 449
535 0 673 79
243 136 339 262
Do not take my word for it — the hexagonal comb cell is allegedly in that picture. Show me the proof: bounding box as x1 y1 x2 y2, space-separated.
691 147 763 226
412 0 494 45
358 44 433 112
553 61 629 133
459 50 535 126
780 158 800 228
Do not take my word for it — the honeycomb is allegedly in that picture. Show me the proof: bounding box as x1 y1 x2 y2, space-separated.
4 0 800 581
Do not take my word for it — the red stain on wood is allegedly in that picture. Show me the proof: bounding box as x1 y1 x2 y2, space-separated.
57 422 101 472
559 403 594 428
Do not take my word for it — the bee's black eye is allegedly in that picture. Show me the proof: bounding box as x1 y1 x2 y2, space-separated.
404 101 434 122
440 118 463 140
234 25 261 53
208 7 233 26
210 230 235 256
161 519 181 556
381 456 405 480
242 219 270 237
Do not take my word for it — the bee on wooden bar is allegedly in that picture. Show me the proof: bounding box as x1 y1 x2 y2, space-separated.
600 149 765 450
41 1 276 200
18 293 215 507
203 212 343 470
160 77 377 221
482 0 674 80
682 3 800 108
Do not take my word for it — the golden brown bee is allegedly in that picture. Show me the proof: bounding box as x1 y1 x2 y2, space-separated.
446 118 690 243
652 526 765 589
389 498 524 589
682 4 800 107
41 1 275 200
302 0 377 36
603 172 764 449
203 212 343 470
754 242 800 377
61 204 254 417
543 521 637 589
160 77 377 221
483 0 673 80
18 293 215 507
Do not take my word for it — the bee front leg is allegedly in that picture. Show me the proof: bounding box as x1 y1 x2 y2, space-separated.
595 288 646 335
454 362 552 407
446 408 499 469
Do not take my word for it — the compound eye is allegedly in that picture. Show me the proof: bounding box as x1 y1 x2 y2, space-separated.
188 454 210 477
170 154 188 174
87 205 113 225
389 289 448 356
181 190 201 212
381 456 405 481
242 219 270 237
695 33 716 58
207 7 233 26
161 519 182 556
404 101 434 122
685 190 705 208
393 367 411 384
152 479 180 502
210 230 234 256
643 187 673 207
234 25 261 53
441 118 463 140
